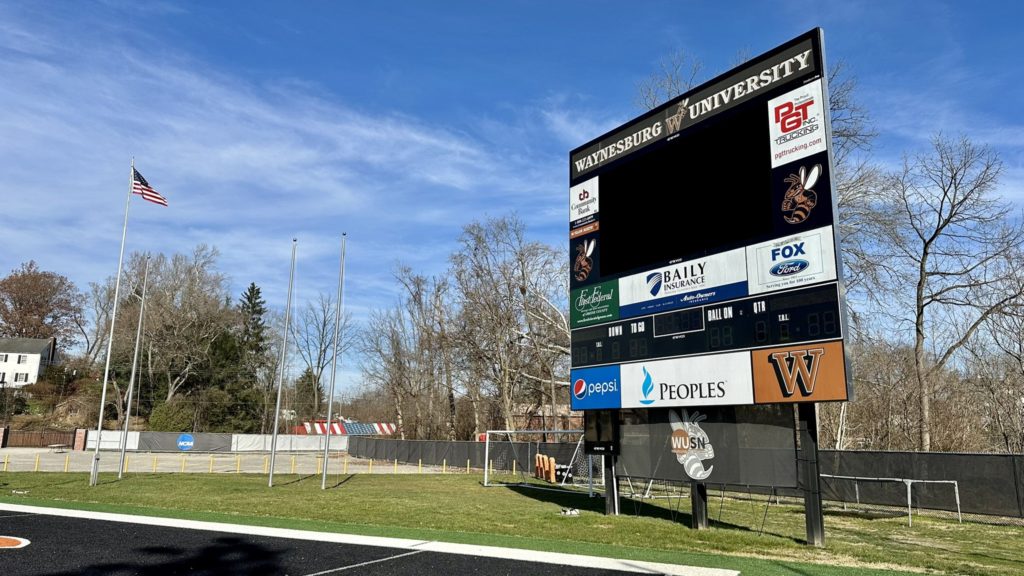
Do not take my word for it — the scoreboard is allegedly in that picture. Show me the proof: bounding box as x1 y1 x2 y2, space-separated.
569 29 851 412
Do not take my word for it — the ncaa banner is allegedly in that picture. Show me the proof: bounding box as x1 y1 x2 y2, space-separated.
570 365 621 410
745 225 837 295
618 248 748 318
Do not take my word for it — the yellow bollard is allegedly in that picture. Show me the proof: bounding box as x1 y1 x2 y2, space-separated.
263 456 269 474
64 454 70 472
343 455 348 474
317 457 322 475
442 459 446 474
512 460 516 475
181 454 187 473
290 455 295 475
490 460 494 476
3 454 8 472
209 455 214 473
394 458 398 474
153 456 157 473
34 454 40 472
466 459 470 474
369 459 373 474
236 456 241 474
418 459 422 474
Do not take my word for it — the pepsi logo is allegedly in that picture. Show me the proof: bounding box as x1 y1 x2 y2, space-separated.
573 378 587 400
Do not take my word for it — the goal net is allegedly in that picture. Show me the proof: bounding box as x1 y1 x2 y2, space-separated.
482 429 600 494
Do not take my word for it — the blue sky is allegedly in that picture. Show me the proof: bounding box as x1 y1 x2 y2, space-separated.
2 1 1023 390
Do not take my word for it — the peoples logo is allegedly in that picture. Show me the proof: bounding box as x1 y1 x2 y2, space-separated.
646 273 663 297
639 367 655 405
770 259 809 277
176 433 195 451
669 409 714 480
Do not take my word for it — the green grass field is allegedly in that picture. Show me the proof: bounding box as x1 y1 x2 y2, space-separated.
0 470 1020 576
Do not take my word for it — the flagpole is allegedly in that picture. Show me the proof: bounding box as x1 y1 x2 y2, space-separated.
118 254 149 479
90 159 135 486
269 238 297 487
322 233 347 490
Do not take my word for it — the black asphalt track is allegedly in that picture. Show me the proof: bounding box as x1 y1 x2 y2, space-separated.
0 511 655 575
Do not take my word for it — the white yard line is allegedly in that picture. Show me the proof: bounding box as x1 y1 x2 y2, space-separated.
0 502 739 576
300 550 426 576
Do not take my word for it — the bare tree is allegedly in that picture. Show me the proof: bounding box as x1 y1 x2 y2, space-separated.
291 292 353 419
140 245 236 403
968 313 1024 453
635 49 703 111
879 134 1024 450
77 281 114 367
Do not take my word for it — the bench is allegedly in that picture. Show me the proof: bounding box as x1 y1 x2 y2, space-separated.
48 444 68 453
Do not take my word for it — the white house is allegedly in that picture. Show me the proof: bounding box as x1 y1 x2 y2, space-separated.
0 337 57 389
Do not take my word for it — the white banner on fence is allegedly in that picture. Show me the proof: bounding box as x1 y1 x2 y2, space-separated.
85 431 139 451
231 434 348 452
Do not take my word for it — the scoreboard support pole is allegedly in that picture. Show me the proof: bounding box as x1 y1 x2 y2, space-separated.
690 482 709 529
798 403 825 546
603 455 620 515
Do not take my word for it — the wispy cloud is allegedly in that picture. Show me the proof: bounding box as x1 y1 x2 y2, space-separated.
0 4 572 325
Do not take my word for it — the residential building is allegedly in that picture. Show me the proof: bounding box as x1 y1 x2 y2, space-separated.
0 337 57 389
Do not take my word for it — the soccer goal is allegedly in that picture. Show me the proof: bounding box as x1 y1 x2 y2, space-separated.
482 429 600 495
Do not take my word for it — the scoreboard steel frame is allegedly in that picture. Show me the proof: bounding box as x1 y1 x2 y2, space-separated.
569 29 851 414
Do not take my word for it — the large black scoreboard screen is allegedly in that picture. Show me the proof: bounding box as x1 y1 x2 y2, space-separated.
569 29 851 412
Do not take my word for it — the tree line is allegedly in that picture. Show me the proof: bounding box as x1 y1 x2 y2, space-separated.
2 54 1022 453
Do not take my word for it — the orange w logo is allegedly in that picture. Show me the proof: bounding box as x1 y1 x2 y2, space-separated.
768 348 825 397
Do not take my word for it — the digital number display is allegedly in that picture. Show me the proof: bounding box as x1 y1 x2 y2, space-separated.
571 283 842 368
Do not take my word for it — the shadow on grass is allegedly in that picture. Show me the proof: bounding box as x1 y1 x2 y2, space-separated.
502 481 807 544
275 474 318 487
327 474 357 489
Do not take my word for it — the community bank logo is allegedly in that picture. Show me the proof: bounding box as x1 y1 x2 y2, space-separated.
669 409 714 480
768 348 825 397
176 433 195 451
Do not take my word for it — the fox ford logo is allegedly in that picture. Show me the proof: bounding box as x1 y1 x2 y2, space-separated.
176 433 195 451
770 259 809 276
770 242 805 261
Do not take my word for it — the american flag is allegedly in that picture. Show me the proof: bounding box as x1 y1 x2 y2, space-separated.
132 168 168 207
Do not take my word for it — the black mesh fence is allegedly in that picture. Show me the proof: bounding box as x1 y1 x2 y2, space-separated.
818 450 1024 519
350 439 1023 520
348 436 582 474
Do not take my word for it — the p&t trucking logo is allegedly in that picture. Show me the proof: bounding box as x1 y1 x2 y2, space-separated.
669 409 714 480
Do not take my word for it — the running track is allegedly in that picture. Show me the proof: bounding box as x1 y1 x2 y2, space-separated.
0 504 737 576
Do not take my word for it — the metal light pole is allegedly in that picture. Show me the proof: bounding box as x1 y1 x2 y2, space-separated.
118 255 150 479
269 239 297 487
322 234 347 489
